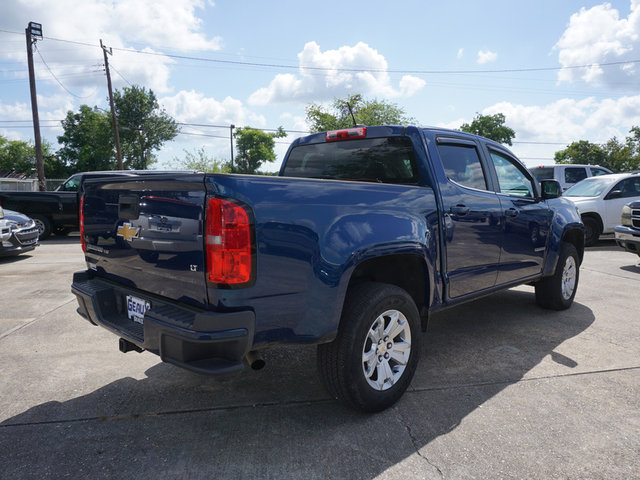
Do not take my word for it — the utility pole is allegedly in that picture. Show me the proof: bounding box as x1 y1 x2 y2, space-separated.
100 39 123 169
230 124 235 169
25 22 45 191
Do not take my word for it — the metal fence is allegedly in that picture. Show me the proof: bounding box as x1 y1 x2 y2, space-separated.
0 178 66 191
0 178 37 191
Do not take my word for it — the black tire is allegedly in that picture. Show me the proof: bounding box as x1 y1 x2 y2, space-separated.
31 215 52 240
317 282 422 413
535 242 580 310
583 217 600 247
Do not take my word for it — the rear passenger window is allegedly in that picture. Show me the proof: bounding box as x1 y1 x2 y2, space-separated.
565 167 587 184
437 143 487 190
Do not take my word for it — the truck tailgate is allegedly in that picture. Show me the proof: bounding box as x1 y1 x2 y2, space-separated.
82 174 208 307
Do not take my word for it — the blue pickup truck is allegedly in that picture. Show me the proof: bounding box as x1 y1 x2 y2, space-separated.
72 126 584 412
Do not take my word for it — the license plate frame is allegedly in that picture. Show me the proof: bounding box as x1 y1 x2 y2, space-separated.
126 295 150 325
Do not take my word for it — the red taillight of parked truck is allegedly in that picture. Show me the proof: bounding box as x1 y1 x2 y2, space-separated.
79 194 86 253
205 197 253 286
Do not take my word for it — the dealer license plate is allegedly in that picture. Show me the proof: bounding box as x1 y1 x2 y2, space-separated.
126 295 150 324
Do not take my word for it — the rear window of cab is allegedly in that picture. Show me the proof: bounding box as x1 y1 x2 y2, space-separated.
282 137 419 184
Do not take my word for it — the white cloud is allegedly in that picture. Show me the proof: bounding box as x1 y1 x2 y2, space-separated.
1 0 220 94
160 90 265 127
0 95 75 141
477 50 497 64
5 0 219 54
439 96 640 166
435 118 466 131
493 96 640 141
457 48 464 60
248 41 426 105
555 1 640 86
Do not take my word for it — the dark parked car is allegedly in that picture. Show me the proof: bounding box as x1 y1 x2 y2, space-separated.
615 201 640 257
0 171 199 239
0 207 39 256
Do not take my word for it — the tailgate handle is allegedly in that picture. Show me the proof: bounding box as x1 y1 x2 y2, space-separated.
118 194 140 220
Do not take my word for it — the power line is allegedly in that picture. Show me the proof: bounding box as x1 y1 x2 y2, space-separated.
34 44 95 98
109 62 133 86
3 28 640 77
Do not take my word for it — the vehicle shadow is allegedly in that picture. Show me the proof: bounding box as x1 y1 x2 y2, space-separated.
620 263 640 274
0 289 595 479
41 234 80 245
0 253 34 263
586 237 618 251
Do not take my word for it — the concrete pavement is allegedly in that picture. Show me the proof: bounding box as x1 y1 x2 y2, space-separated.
0 237 638 479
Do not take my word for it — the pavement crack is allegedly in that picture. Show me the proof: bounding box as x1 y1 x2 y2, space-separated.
581 267 640 282
409 365 640 394
0 397 334 429
0 298 77 341
396 409 444 478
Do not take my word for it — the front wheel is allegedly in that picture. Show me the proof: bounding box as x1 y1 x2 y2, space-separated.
31 215 52 240
317 282 422 412
535 242 580 310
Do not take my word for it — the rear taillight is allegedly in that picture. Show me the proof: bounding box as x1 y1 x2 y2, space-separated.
326 127 366 142
79 194 86 252
205 197 253 286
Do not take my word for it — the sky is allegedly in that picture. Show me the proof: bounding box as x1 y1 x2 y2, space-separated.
1 0 640 174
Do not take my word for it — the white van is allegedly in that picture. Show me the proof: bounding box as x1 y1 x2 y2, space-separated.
528 164 612 191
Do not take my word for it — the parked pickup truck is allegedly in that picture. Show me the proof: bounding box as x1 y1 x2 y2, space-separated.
72 126 584 412
0 171 184 239
615 201 640 257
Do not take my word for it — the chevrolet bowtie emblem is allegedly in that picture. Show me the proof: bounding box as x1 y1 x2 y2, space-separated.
117 222 140 242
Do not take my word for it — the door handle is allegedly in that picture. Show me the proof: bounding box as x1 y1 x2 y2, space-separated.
505 208 519 217
450 205 470 216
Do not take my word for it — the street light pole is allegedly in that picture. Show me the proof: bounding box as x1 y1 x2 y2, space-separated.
25 22 45 191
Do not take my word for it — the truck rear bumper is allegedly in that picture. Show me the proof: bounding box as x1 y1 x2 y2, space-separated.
71 271 255 375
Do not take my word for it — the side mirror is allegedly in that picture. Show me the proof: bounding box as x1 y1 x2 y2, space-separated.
540 179 562 199
605 190 622 200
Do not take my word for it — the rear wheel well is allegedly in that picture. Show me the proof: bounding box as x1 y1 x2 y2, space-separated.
347 254 429 330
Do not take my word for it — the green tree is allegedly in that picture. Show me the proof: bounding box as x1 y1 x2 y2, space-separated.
0 136 63 178
554 140 607 166
305 94 416 133
231 126 286 174
0 136 37 175
554 127 640 173
43 153 72 179
625 126 640 163
114 86 179 170
172 147 230 173
460 113 516 145
602 137 635 172
57 105 116 172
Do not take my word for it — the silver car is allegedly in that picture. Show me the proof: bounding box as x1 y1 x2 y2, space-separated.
0 207 40 256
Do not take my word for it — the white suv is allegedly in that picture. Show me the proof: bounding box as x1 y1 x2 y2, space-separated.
563 173 640 246
529 164 612 191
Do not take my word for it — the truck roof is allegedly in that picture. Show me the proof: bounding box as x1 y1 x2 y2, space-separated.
290 125 513 152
